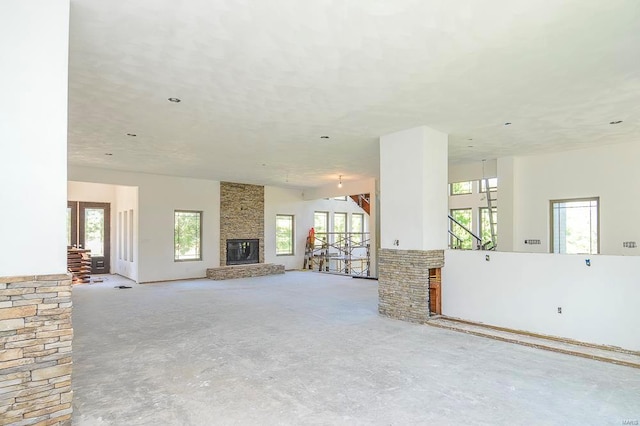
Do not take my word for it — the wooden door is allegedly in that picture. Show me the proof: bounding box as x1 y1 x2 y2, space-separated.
429 268 442 315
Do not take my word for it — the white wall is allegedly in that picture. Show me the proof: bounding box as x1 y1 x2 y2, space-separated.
114 185 139 281
452 142 640 255
380 126 448 251
68 182 116 203
496 157 515 252
449 159 497 183
0 0 69 276
68 166 220 283
442 250 640 351
511 141 640 255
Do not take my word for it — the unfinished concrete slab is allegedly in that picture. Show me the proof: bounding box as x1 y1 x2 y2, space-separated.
72 272 640 425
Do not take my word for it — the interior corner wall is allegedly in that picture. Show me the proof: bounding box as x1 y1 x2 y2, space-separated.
496 157 515 252
443 250 640 351
0 0 69 277
510 141 640 255
68 166 220 283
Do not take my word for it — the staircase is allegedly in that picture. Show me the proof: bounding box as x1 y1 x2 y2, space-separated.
349 193 370 215
427 316 640 369
448 214 484 250
448 177 497 250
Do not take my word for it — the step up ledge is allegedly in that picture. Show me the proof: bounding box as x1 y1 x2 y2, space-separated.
437 316 640 356
426 321 640 369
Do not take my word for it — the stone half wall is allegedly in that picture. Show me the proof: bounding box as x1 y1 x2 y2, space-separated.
378 249 445 324
207 263 285 280
0 273 73 425
220 182 265 267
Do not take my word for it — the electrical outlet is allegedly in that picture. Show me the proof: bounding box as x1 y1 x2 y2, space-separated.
557 307 562 314
485 254 490 261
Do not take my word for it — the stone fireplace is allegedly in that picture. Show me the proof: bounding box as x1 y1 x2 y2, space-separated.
219 182 264 266
226 239 259 265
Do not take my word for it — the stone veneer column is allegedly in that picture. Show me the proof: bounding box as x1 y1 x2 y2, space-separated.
378 249 444 323
378 126 448 322
220 182 265 266
1 1 72 423
0 274 73 425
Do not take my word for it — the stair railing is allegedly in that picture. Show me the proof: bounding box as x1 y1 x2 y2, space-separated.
448 214 483 250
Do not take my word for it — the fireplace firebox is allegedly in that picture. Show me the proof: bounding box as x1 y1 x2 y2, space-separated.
226 239 259 265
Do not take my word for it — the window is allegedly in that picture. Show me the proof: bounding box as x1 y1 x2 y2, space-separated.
333 213 346 234
450 181 473 195
551 198 599 254
351 213 364 246
480 207 497 247
332 212 345 245
480 177 498 193
314 211 328 246
174 210 202 261
276 214 294 255
449 209 473 249
314 211 328 233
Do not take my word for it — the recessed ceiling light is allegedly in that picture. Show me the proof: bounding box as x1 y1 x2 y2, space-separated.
126 133 137 137
105 153 113 156
168 97 181 103
504 122 512 126
468 138 473 141
467 145 474 148
320 136 330 139
609 120 623 125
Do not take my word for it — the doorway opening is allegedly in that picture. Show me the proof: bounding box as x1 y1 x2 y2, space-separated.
68 201 111 274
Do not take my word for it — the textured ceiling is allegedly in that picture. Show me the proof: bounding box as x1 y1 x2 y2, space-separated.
68 0 640 188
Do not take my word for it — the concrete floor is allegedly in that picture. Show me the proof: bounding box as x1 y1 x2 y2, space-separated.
72 272 640 425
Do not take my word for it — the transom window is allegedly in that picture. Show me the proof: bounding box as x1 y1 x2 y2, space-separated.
450 181 473 195
480 177 498 193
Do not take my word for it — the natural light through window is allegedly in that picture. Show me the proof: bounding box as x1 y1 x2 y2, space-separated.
551 198 599 254
276 214 294 255
174 210 202 261
450 181 473 195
